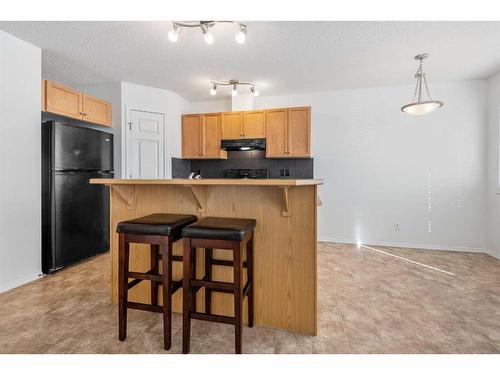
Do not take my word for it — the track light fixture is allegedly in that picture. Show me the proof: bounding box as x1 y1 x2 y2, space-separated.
209 80 259 97
168 21 247 45
209 83 217 96
401 53 443 116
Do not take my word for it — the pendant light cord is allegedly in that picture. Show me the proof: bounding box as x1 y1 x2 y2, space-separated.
412 57 434 103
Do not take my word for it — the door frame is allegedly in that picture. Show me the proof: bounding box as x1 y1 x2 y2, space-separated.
122 106 167 179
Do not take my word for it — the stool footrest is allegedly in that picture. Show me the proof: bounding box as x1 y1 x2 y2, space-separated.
190 312 236 325
127 302 163 313
210 259 248 268
127 271 163 282
191 279 235 291
127 268 159 289
171 279 183 294
242 280 251 297
158 254 183 262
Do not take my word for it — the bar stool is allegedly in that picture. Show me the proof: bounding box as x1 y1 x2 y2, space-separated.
116 213 197 350
181 217 256 354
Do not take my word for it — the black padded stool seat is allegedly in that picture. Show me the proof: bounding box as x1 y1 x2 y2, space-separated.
117 214 197 237
182 217 256 241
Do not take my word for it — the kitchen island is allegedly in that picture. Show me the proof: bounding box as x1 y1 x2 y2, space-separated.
90 178 323 335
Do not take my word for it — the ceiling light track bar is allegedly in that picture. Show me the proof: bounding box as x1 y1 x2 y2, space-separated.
209 79 259 97
173 21 246 28
168 21 247 44
210 80 255 86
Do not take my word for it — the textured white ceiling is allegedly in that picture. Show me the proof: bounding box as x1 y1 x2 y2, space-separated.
1 21 500 100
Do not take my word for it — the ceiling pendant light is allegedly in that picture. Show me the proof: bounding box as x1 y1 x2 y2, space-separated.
168 21 247 45
401 53 443 116
209 83 217 96
209 79 259 97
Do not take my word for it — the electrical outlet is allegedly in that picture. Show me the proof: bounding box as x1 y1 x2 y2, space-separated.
393 222 400 231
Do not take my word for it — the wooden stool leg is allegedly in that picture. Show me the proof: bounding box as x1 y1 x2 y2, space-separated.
191 247 197 314
246 236 254 328
118 233 129 341
161 237 172 350
150 244 159 306
204 248 212 314
234 243 244 354
182 238 193 354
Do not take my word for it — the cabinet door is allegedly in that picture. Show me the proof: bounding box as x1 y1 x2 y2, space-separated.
220 112 243 139
45 80 83 120
265 109 288 157
203 113 223 158
182 114 203 158
287 107 311 157
82 94 112 126
242 110 266 138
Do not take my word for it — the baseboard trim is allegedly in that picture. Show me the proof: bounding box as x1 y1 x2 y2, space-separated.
318 237 500 259
0 273 42 293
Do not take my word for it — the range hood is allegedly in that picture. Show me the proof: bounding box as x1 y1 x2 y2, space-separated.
221 138 266 151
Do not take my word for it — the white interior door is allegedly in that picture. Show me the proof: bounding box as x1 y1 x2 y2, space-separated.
127 109 165 179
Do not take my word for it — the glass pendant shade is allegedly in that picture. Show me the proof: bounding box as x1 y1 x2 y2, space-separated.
401 53 443 116
401 100 443 116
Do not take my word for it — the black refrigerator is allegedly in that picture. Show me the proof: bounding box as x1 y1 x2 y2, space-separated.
42 121 114 274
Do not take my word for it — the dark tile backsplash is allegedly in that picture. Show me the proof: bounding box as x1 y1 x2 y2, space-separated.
172 158 191 178
172 156 313 179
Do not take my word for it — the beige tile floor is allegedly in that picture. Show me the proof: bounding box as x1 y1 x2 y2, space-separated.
1 242 500 354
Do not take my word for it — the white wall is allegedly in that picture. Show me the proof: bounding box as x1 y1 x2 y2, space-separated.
191 81 488 251
120 82 190 178
190 98 231 113
75 82 122 176
486 72 500 258
0 31 42 291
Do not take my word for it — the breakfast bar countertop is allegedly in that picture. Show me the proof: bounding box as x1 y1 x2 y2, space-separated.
90 178 323 186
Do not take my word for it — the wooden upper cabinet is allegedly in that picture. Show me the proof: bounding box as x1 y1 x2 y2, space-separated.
182 114 203 158
287 107 311 157
265 109 288 157
183 106 310 159
203 113 224 158
42 80 112 127
182 113 227 159
44 80 83 120
82 94 112 126
220 112 243 139
242 110 266 139
265 107 311 158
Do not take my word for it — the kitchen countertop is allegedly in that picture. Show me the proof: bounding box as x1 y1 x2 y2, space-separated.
90 178 323 186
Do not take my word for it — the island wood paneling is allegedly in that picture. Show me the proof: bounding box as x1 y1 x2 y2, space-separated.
106 183 318 335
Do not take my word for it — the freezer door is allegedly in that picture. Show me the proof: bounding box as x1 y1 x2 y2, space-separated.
52 122 113 171
52 171 109 271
